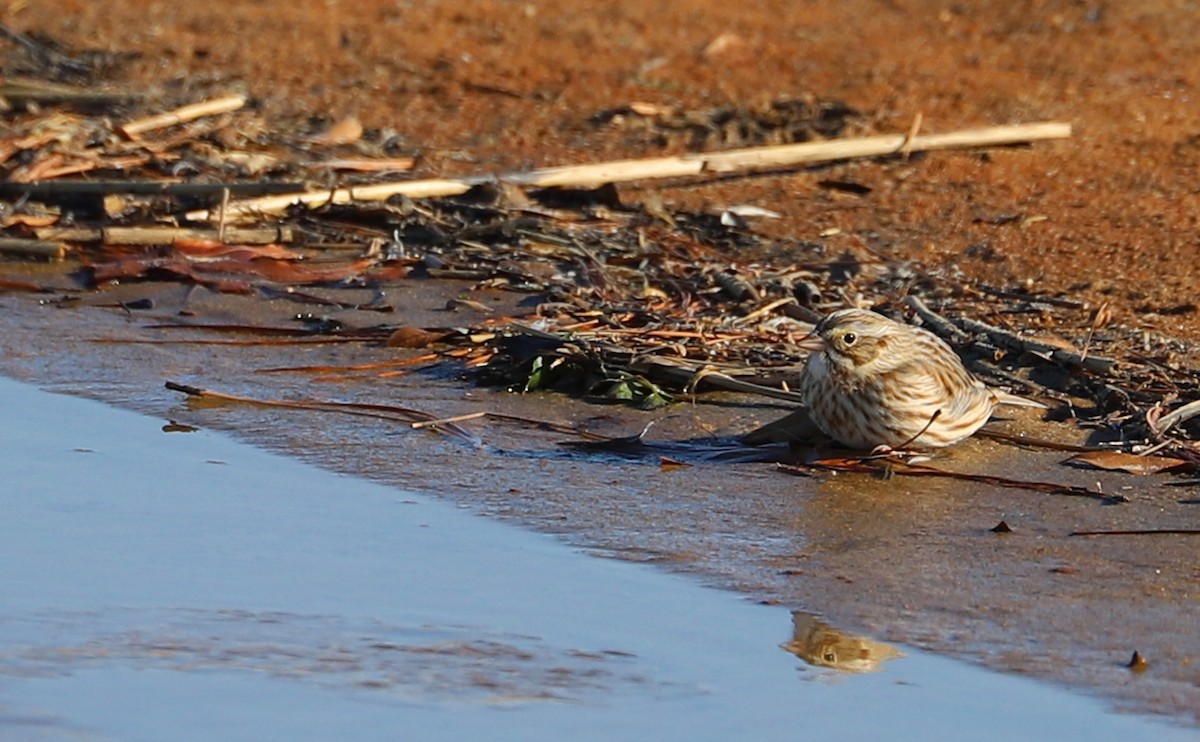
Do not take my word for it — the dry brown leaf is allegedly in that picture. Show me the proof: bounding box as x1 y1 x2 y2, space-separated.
387 326 453 348
1066 451 1191 475
307 116 363 146
2 213 60 228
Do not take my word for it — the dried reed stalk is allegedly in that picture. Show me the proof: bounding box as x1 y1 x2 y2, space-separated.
186 121 1072 222
0 236 67 260
35 226 294 245
120 94 247 138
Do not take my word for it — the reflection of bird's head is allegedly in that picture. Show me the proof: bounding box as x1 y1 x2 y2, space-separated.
783 612 903 673
810 308 899 371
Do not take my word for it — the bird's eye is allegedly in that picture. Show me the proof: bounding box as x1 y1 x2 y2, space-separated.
842 332 857 346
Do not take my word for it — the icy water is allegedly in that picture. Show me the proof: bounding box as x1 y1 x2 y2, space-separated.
0 375 1191 741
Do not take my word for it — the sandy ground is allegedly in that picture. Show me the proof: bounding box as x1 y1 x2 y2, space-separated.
18 0 1200 341
4 0 1200 726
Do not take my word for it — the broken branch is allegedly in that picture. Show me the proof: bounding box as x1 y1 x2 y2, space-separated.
954 315 1116 374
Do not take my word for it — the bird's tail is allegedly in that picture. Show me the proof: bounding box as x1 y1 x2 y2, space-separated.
994 390 1048 409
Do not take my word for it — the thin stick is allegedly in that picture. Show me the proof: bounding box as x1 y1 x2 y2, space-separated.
95 338 367 346
0 237 67 260
217 187 231 243
0 78 142 104
410 411 487 429
954 315 1116 374
36 226 293 245
164 380 479 444
1151 399 1200 437
0 180 306 198
681 366 807 403
975 429 1098 452
256 354 440 374
311 157 417 172
782 459 1124 504
904 295 971 343
186 121 1073 221
900 112 923 159
733 297 803 326
484 411 612 440
120 94 247 138
1070 529 1200 537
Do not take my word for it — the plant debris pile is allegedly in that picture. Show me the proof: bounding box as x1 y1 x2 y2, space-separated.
589 96 864 150
1 37 1198 470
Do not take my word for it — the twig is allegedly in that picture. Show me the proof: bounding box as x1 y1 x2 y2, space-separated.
164 380 480 444
1070 529 1200 537
97 338 368 346
0 236 67 260
311 157 417 172
954 316 1116 374
120 94 247 138
975 429 1098 452
0 180 306 199
217 187 231 243
665 362 807 403
733 297 804 326
896 459 1125 502
411 411 487 429
973 283 1089 310
36 226 293 245
0 79 139 105
0 24 93 76
782 459 1125 504
1150 399 1200 438
256 355 440 374
904 295 971 343
484 411 613 440
186 121 1073 221
900 112 923 159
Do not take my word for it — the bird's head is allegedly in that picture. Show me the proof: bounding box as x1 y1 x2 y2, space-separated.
801 308 898 374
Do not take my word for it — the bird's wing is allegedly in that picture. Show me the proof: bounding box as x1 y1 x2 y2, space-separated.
897 357 993 419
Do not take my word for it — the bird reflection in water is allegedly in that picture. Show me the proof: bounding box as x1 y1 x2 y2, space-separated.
781 612 903 673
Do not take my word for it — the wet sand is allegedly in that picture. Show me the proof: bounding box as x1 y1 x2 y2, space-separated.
0 274 1197 725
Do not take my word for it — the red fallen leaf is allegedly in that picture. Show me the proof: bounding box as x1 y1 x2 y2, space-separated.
365 262 416 282
0 277 49 291
172 240 302 261
89 254 184 282
659 456 692 470
1065 451 1191 475
387 326 454 348
88 252 374 288
190 257 374 284
88 255 253 293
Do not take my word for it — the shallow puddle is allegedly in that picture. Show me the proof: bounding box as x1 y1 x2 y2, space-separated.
0 375 1192 740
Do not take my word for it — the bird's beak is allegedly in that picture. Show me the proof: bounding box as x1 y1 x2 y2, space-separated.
797 332 825 353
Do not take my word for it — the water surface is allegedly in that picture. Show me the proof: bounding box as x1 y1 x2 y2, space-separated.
0 376 1190 741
